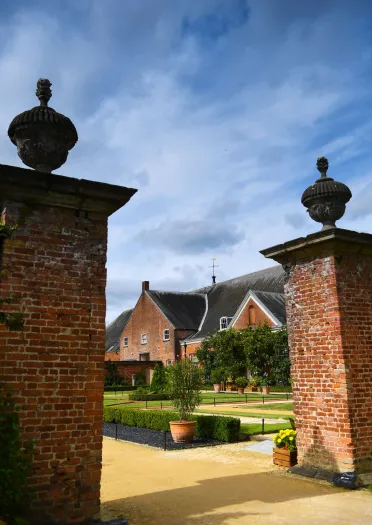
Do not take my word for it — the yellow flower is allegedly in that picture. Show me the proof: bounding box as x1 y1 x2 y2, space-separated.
277 438 282 443
289 437 293 441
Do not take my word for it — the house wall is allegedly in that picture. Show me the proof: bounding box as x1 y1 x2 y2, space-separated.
105 351 120 361
104 360 160 385
233 298 275 329
120 292 176 363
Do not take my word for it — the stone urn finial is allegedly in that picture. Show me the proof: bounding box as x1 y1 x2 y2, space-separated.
8 79 78 173
301 156 352 230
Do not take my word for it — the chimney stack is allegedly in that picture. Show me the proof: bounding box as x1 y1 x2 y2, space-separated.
142 281 150 293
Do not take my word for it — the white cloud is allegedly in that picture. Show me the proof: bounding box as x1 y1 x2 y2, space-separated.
0 1 371 323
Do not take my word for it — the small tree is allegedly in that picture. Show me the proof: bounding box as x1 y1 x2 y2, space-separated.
167 360 202 421
150 363 167 393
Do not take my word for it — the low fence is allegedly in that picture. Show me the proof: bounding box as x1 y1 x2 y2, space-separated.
103 421 226 450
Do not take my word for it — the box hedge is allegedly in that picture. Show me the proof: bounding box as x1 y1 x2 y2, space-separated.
103 406 240 442
104 386 136 392
128 392 171 401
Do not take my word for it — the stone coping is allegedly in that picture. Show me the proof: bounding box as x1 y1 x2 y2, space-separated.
0 163 137 216
260 228 372 263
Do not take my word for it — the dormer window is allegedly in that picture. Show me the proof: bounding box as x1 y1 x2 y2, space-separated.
220 317 233 330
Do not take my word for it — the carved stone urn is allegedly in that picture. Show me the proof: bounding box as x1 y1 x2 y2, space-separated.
8 79 78 173
301 157 352 230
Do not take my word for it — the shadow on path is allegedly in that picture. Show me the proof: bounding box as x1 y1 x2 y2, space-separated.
102 469 339 524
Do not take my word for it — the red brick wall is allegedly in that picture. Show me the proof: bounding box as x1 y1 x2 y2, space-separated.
104 361 159 384
233 298 275 330
0 199 109 524
120 293 176 363
285 250 372 473
105 351 120 361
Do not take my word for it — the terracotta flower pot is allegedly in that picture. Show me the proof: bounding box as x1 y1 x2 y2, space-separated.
263 386 271 395
170 420 196 443
273 447 297 468
237 387 245 394
214 384 221 393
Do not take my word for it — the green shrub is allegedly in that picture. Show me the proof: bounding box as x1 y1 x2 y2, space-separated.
235 376 248 388
269 386 292 393
103 407 240 442
104 386 136 392
210 368 225 384
134 371 146 386
150 363 168 393
0 385 36 524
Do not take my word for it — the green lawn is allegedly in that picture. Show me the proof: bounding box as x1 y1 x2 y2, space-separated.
248 402 293 411
195 408 292 420
102 392 292 410
240 421 292 435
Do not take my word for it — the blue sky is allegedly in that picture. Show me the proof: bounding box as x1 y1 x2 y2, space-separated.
1 0 372 322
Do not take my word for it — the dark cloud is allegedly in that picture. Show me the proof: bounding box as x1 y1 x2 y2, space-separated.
134 217 244 254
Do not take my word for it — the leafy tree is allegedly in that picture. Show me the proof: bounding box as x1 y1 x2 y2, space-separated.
196 322 290 386
150 363 167 393
196 329 247 381
269 327 290 385
242 323 290 385
167 360 202 421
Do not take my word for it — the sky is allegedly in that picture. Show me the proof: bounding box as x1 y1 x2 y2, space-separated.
1 0 372 323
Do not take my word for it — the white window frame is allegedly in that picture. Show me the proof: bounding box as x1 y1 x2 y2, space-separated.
220 317 233 330
123 337 128 347
166 359 172 367
141 333 147 345
163 329 170 341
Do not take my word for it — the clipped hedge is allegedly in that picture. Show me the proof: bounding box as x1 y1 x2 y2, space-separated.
269 386 292 393
103 406 240 443
128 392 171 401
104 386 136 392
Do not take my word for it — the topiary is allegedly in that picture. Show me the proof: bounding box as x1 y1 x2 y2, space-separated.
150 363 167 394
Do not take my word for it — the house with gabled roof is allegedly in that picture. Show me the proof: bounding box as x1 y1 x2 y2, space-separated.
105 265 286 366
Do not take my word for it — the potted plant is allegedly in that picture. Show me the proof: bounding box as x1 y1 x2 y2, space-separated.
250 376 259 392
225 377 233 392
167 360 202 443
272 429 297 468
235 376 248 394
210 368 224 393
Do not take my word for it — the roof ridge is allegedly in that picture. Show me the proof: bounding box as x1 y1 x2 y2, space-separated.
189 264 283 292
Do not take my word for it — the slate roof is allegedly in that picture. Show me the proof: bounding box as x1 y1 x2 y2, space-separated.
106 308 133 352
186 265 285 341
252 291 286 325
105 265 286 353
147 291 206 330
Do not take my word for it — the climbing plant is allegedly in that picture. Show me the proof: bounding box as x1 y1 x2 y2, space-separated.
0 385 36 525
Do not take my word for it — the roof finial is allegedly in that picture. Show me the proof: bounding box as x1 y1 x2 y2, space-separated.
316 156 329 179
36 78 52 107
